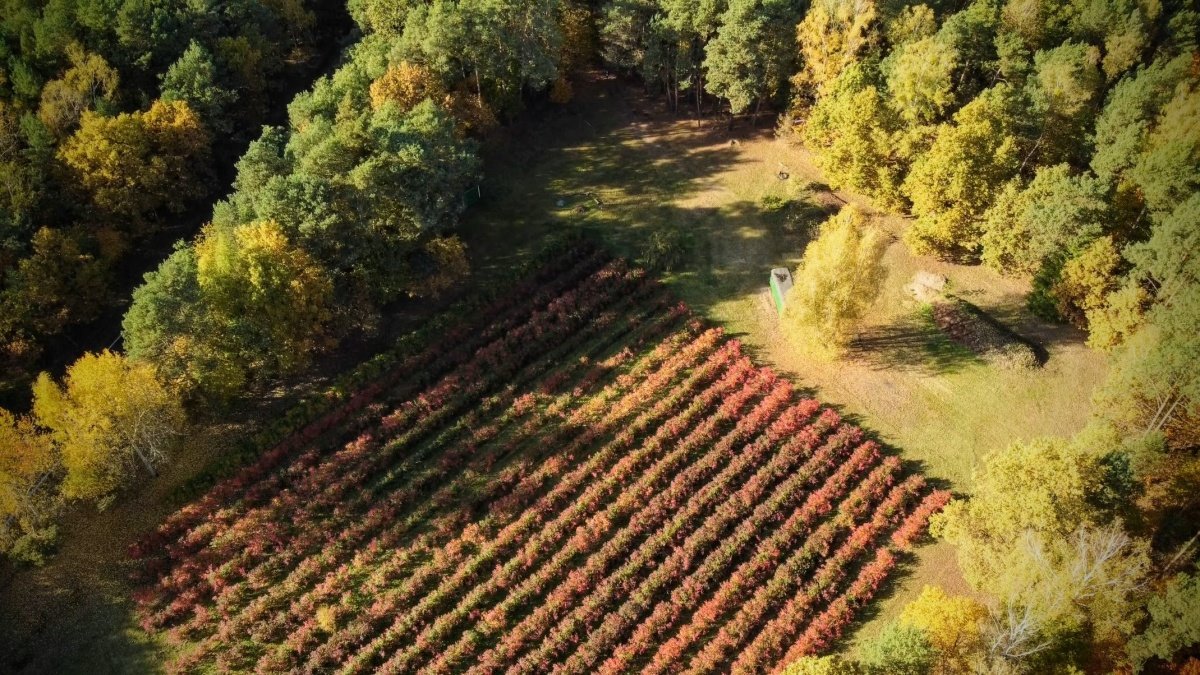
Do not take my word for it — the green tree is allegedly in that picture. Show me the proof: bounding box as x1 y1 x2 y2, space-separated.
1127 567 1200 670
859 622 937 675
1093 194 1200 449
1091 54 1192 188
32 350 185 502
703 0 800 116
783 205 888 356
1127 81 1200 215
1027 41 1104 166
122 245 242 399
980 164 1111 278
160 40 237 133
903 84 1026 259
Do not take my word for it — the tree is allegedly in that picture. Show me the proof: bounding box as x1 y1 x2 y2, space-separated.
1127 567 1200 670
0 408 57 559
703 0 800 116
36 43 119 138
1052 235 1122 330
980 164 1112 279
1095 194 1200 448
932 434 1153 669
792 0 878 101
1027 41 1104 166
859 622 937 675
885 36 958 126
803 64 906 208
195 220 334 378
160 41 237 133
903 84 1026 259
31 351 185 502
369 61 448 112
123 244 245 400
898 586 988 674
782 205 888 356
58 99 211 228
1127 81 1200 215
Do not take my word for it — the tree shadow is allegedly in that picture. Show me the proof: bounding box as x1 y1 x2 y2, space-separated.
847 309 982 376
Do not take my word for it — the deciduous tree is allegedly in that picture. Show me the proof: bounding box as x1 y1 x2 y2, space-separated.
903 84 1026 259
32 351 184 502
58 99 211 228
783 205 888 356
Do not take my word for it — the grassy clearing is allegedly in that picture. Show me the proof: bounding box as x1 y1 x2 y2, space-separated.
461 71 1107 642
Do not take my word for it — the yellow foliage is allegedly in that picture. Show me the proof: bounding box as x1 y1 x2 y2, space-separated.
196 220 333 372
32 351 184 502
370 62 447 112
0 409 56 524
58 99 210 227
898 586 987 674
37 43 119 138
793 0 878 99
783 205 888 357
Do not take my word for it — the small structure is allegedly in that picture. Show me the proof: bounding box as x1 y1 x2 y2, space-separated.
769 267 793 316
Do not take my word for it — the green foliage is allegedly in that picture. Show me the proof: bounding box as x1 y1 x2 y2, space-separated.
160 41 237 134
903 84 1026 259
783 205 888 355
980 164 1111 278
702 0 800 114
1027 41 1103 165
1127 81 1200 215
859 622 937 675
1091 54 1192 186
1127 567 1200 669
1095 194 1200 448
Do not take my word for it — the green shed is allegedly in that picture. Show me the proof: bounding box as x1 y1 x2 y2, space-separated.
769 267 793 316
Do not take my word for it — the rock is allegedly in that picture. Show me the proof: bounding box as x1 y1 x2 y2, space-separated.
905 271 948 302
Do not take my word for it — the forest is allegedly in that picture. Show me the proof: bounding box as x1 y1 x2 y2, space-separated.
0 0 1197 673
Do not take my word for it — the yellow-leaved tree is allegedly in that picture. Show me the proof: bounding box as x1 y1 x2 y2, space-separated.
0 409 58 559
783 205 888 357
58 99 211 229
196 220 334 378
898 585 988 674
32 351 185 503
36 43 120 138
792 0 878 100
369 62 448 112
